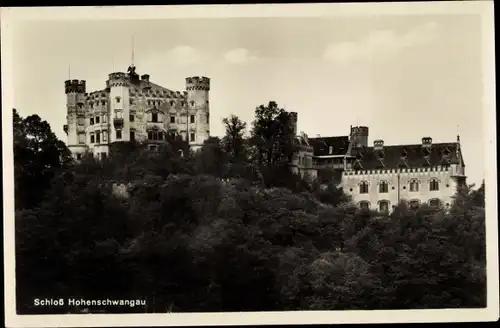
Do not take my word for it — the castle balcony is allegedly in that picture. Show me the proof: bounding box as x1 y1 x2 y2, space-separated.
63 124 68 134
113 117 124 128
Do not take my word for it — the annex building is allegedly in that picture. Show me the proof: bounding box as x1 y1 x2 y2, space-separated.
289 114 467 213
64 65 210 159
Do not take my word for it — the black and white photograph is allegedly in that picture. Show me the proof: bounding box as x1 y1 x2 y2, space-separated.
2 2 498 327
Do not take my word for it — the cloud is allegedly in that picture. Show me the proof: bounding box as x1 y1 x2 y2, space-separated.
224 48 258 64
165 45 203 66
323 22 439 62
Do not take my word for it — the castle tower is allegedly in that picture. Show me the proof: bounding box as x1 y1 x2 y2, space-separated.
185 76 210 150
108 72 131 145
350 125 369 148
64 79 87 159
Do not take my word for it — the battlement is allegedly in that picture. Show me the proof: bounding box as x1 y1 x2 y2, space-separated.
351 126 369 136
65 80 86 94
186 76 210 91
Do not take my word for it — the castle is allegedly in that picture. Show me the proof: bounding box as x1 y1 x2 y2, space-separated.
64 67 466 212
64 65 210 159
289 114 467 212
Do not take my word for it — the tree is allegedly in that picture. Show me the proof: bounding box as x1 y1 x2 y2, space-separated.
250 101 298 188
13 109 73 209
194 137 228 177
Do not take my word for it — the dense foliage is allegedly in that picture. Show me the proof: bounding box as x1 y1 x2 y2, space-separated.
13 105 486 314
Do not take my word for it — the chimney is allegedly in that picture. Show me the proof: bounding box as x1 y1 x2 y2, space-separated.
422 137 432 148
373 139 384 151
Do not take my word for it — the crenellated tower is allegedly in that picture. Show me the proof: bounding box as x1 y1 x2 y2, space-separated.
185 76 210 149
107 72 131 144
349 125 369 149
64 79 87 159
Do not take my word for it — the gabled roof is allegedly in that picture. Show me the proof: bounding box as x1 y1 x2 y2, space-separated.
351 142 461 170
308 136 350 157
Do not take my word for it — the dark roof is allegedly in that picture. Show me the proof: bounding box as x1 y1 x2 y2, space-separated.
351 142 461 170
309 136 350 156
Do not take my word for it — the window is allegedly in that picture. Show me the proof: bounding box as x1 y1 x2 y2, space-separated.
101 100 105 106
359 201 370 210
103 131 107 142
190 132 195 142
129 98 134 105
90 134 95 143
190 115 195 123
90 117 94 125
96 116 100 124
409 200 420 210
190 101 195 106
149 145 158 152
78 133 85 144
359 181 369 194
429 178 440 191
207 113 210 124
96 131 101 143
152 112 158 122
379 201 390 213
115 111 123 119
429 198 440 207
116 130 122 139
129 114 135 122
115 96 121 103
379 181 389 193
147 130 164 141
409 179 419 192
102 115 107 123
170 116 175 123
130 131 135 141
76 153 82 160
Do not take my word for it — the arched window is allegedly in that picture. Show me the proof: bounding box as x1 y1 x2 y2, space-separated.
429 178 440 191
170 101 175 106
190 101 195 106
379 181 389 193
359 201 370 210
359 181 369 194
429 198 440 207
378 200 390 213
409 199 420 210
409 179 419 192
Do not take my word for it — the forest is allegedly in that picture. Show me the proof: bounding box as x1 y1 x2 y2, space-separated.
13 102 486 314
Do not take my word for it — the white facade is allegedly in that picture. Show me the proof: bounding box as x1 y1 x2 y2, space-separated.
341 164 466 212
64 68 211 159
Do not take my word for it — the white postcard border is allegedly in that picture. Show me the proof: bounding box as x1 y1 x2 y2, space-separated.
2 2 498 327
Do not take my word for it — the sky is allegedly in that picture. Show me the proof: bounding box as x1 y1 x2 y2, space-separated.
8 12 487 185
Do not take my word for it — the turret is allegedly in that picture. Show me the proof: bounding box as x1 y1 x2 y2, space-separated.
350 125 369 148
64 79 87 160
185 76 210 149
